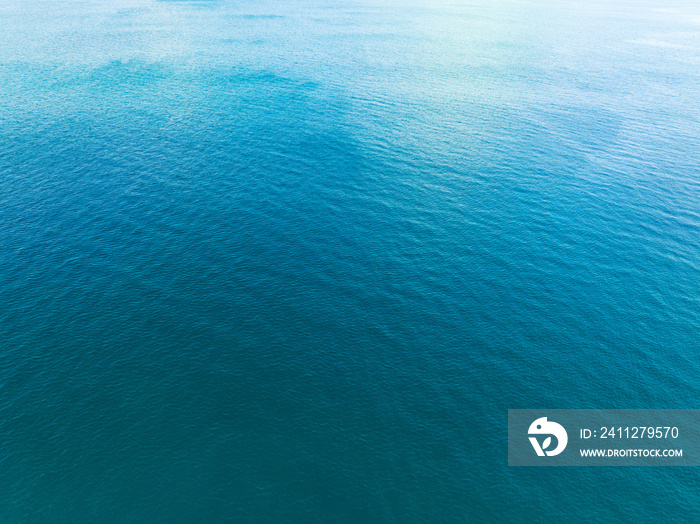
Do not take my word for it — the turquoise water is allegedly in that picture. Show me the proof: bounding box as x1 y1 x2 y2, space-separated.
1 0 700 521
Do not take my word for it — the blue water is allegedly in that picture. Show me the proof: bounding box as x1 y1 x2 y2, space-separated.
1 0 700 521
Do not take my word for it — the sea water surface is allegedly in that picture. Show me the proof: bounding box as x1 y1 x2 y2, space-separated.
1 0 700 521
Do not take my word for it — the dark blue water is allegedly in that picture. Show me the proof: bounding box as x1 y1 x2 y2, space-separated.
1 0 700 521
